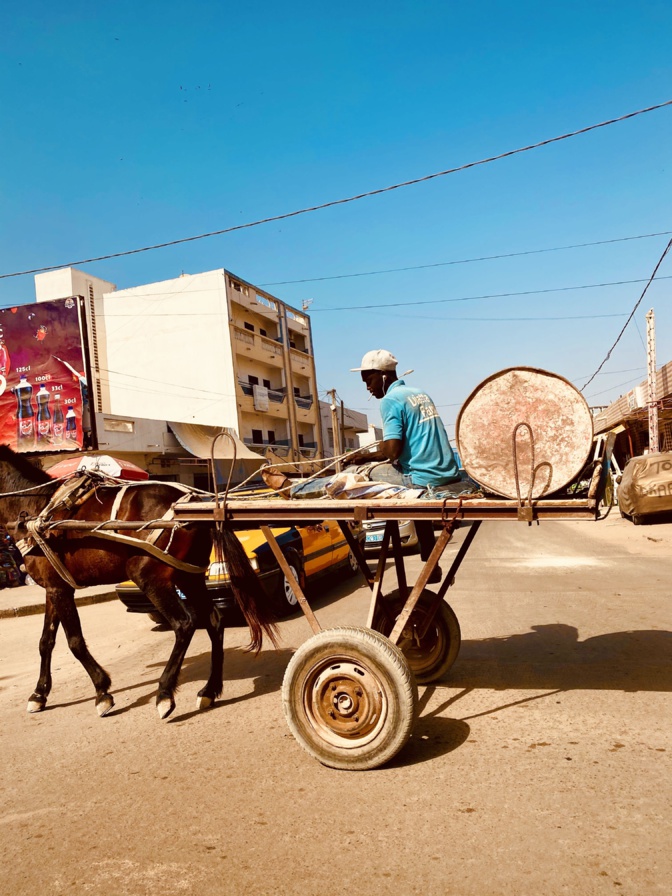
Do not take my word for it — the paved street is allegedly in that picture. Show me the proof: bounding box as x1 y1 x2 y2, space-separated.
1 514 671 896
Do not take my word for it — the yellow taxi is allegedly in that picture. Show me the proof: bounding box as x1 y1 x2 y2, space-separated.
116 518 362 622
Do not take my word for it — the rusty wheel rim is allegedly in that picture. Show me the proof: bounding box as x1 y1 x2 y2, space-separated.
397 608 446 679
303 656 388 748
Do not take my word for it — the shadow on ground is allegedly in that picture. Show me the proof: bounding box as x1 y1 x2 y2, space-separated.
448 624 672 692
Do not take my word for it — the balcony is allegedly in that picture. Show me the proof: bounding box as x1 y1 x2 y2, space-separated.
243 437 292 459
232 326 284 367
238 382 286 403
295 394 313 410
233 326 255 348
290 347 311 371
260 334 283 357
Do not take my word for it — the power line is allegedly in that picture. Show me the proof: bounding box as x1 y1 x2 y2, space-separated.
581 237 672 391
260 230 672 286
2 98 671 281
378 312 627 322
311 274 672 312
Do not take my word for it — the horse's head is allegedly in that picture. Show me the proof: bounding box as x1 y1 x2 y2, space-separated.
0 443 52 489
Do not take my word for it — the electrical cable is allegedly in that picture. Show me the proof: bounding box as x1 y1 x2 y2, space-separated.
581 237 672 391
260 229 672 286
311 274 672 312
1 98 671 280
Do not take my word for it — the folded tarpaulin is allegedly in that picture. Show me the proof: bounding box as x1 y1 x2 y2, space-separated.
168 422 264 464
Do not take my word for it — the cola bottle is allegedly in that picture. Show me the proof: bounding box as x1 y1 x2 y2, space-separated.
52 394 64 445
0 341 8 375
65 407 77 441
13 375 35 447
36 385 52 444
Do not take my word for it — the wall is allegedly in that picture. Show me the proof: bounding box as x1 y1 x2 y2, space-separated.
98 269 238 428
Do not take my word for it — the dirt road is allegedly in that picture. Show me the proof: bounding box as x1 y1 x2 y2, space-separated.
1 515 670 895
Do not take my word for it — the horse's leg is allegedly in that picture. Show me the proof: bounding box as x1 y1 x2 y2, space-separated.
52 587 114 716
191 578 225 710
140 575 198 720
27 597 60 713
197 610 225 710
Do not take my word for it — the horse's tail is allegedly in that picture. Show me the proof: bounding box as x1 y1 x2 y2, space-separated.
218 527 279 653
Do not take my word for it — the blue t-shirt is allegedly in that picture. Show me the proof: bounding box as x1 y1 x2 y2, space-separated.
380 379 460 487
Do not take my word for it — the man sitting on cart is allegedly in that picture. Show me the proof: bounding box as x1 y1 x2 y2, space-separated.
350 349 462 583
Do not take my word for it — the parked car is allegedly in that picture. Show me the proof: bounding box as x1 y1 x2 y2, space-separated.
116 518 363 623
618 452 672 525
362 518 419 553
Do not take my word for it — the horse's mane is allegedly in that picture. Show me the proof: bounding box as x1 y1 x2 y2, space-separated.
0 444 53 489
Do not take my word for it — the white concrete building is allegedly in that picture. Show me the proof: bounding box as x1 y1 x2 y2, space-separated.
34 266 324 484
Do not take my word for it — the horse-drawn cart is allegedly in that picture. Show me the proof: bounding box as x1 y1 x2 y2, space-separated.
166 465 607 770
1 367 613 769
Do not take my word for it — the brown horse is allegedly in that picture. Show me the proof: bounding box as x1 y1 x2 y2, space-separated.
0 446 277 719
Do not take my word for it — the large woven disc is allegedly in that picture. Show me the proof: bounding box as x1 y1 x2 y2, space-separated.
456 367 594 499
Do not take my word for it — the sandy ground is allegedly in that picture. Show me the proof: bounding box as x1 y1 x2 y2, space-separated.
0 513 670 896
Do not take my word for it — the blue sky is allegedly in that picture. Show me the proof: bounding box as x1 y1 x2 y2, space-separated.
2 1 672 438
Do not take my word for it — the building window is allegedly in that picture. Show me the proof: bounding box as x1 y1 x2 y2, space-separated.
103 419 134 433
298 434 305 447
260 328 267 337
263 379 271 389
267 430 276 444
293 387 300 397
327 428 334 448
248 375 259 386
244 322 254 332
252 429 263 444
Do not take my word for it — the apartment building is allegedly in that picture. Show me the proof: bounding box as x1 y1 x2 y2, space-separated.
318 400 368 458
227 273 323 461
33 266 323 480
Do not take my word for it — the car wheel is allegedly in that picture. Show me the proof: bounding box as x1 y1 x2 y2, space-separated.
273 550 305 618
344 550 360 577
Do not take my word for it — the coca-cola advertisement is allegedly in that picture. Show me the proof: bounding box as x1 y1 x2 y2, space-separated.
0 297 88 454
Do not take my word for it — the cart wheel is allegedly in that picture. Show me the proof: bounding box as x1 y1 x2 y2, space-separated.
282 626 418 770
372 589 461 684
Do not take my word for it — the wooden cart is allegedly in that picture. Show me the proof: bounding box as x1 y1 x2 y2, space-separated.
170 466 607 770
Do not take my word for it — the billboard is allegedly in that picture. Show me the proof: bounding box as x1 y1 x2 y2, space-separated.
0 297 89 453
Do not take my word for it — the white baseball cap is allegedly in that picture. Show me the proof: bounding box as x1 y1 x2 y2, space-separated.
351 349 399 372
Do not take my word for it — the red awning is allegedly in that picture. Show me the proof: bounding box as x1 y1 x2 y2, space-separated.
46 455 149 481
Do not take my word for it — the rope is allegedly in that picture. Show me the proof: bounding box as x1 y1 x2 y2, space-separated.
228 441 385 499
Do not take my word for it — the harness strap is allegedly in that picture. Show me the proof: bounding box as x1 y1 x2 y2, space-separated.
109 485 129 521
26 520 83 589
81 528 208 573
18 475 209 588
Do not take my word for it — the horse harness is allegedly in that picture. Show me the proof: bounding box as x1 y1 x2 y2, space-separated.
15 472 209 590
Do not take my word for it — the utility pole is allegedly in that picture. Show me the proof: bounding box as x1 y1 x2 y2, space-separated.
327 389 342 470
646 308 659 453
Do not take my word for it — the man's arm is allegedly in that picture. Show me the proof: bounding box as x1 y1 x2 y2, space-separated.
380 438 402 461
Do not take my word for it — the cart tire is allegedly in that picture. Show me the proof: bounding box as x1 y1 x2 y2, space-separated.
372 589 461 684
282 626 418 770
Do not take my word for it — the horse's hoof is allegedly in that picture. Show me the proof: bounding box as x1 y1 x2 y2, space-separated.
96 694 115 717
196 694 213 711
157 698 175 720
27 699 45 714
